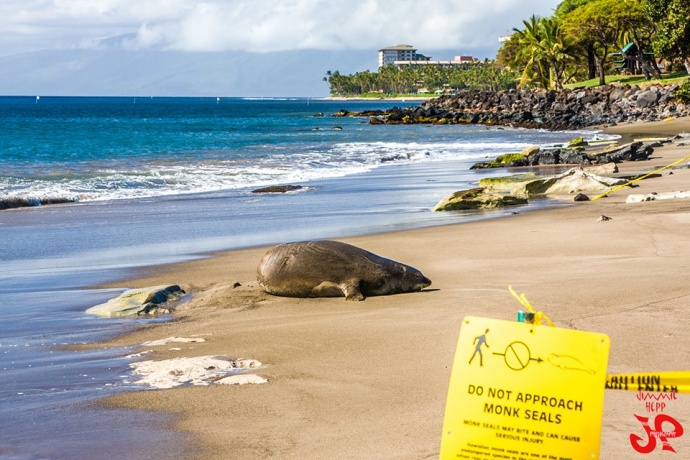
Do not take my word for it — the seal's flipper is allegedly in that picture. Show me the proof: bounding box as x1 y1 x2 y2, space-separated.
343 281 364 301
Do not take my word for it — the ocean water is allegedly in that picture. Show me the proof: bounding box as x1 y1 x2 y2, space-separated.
1 96 594 205
0 96 611 458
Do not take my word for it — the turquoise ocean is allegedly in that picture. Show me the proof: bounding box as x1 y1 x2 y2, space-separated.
0 96 613 459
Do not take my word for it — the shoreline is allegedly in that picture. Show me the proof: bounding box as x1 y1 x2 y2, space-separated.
96 118 690 459
323 96 432 102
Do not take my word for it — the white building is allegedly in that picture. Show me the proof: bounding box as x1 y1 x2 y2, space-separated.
392 55 477 68
378 45 429 68
379 45 476 69
498 30 512 43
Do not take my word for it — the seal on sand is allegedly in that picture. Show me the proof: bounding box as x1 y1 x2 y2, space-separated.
256 240 432 301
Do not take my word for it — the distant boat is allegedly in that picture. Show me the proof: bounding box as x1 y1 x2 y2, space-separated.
216 97 220 104
35 95 40 104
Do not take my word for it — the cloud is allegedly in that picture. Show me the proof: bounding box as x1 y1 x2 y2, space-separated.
0 0 561 56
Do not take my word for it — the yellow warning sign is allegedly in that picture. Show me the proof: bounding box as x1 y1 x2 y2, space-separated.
440 316 610 460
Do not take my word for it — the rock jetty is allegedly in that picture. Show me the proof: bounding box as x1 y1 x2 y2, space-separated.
335 84 689 131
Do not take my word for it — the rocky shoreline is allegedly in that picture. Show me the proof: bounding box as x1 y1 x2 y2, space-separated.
322 91 690 212
335 83 690 131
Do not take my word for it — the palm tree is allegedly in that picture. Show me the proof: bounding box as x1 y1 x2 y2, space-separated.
539 17 571 89
513 15 571 89
513 16 550 89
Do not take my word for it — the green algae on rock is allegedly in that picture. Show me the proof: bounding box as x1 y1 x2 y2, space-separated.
86 285 185 318
432 188 528 212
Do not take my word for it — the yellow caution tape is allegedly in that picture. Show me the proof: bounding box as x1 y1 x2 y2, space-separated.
590 153 690 201
509 285 555 326
605 371 690 394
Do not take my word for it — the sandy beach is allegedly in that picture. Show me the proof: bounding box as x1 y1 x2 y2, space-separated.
98 118 690 459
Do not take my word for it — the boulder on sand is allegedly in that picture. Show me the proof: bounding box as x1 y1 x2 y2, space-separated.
433 187 528 211
85 285 185 318
481 167 628 197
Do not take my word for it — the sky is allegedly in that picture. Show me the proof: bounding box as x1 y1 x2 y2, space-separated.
0 0 563 96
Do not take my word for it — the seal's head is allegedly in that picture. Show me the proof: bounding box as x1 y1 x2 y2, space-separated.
363 263 431 296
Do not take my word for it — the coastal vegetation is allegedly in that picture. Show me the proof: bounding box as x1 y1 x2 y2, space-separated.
323 62 519 97
325 0 690 97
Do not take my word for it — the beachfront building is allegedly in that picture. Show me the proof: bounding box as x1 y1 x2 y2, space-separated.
378 45 430 68
379 45 477 69
392 54 478 69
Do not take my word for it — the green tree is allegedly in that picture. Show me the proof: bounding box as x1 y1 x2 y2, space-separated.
555 0 592 16
513 16 549 88
512 15 572 89
323 62 518 96
615 0 661 79
561 0 655 85
496 34 521 69
539 17 573 89
555 0 598 79
646 0 690 74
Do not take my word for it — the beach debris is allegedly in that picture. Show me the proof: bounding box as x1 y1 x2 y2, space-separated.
142 336 206 347
573 193 590 202
626 191 690 203
433 187 528 211
233 282 242 288
130 356 263 389
596 215 613 222
85 285 185 318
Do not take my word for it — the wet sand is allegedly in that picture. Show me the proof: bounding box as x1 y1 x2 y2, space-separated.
99 118 690 459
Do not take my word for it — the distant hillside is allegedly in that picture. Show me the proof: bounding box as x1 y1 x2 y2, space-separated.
0 48 378 97
0 43 483 98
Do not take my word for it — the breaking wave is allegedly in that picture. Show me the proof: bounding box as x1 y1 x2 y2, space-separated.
0 139 540 206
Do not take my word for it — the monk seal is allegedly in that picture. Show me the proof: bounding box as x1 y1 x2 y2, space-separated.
256 240 431 301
